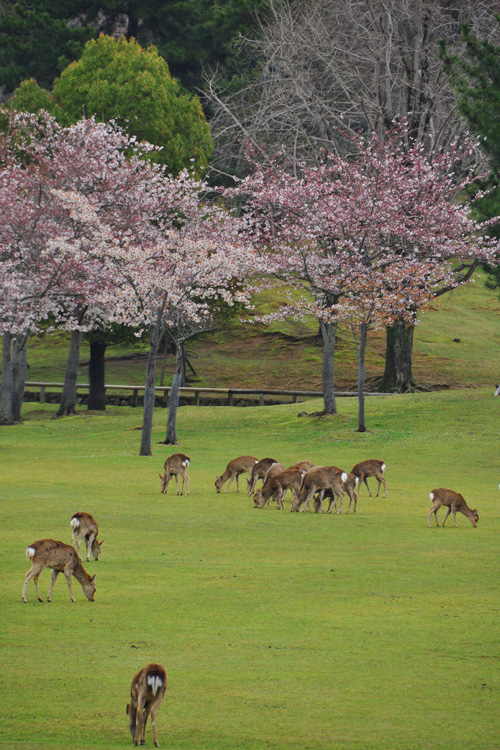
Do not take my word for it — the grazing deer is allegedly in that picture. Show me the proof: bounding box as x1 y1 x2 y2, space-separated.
253 462 285 507
256 466 306 510
314 473 359 514
246 457 278 496
292 466 347 512
127 663 167 747
70 512 103 562
215 455 258 493
159 453 190 495
351 459 386 498
290 460 315 473
428 488 479 528
22 539 96 603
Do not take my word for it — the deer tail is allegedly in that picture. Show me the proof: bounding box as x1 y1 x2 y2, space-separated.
26 546 36 560
147 674 164 696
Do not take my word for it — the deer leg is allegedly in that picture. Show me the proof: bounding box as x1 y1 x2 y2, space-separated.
442 507 453 527
150 698 163 747
363 477 372 496
74 535 83 561
335 490 345 514
225 475 235 493
451 507 458 527
62 568 76 602
184 473 189 496
47 569 61 602
127 703 137 742
134 695 147 746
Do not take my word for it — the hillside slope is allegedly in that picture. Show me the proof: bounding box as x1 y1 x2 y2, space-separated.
23 270 500 391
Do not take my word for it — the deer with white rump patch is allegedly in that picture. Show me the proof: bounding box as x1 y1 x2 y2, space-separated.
428 488 479 528
159 453 190 495
22 539 96 603
246 457 278 496
215 455 258 493
70 512 103 562
351 459 386 498
127 663 167 747
292 466 347 512
314 472 359 514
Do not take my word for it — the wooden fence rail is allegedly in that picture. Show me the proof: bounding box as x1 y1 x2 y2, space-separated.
25 381 396 407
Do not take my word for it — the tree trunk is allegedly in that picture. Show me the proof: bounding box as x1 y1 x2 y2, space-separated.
356 322 368 433
164 341 184 445
11 334 28 422
88 341 107 411
57 330 82 416
140 342 159 456
380 321 416 392
1 333 14 425
319 319 337 414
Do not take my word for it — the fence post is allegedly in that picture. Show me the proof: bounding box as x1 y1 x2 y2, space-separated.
228 390 233 406
259 392 265 406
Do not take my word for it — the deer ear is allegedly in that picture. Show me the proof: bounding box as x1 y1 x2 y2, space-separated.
159 473 163 480
90 574 97 582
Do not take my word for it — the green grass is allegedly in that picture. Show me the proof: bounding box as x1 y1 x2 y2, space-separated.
1 388 499 749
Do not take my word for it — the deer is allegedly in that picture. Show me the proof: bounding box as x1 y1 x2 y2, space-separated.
256 466 306 510
159 453 190 495
292 466 347 513
215 455 258 493
253 462 285 507
70 512 103 562
126 663 167 747
290 460 315 473
246 457 278 496
314 472 359 514
428 488 479 528
351 459 386 498
22 539 97 603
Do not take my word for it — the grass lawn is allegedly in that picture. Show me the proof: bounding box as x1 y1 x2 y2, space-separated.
0 388 499 749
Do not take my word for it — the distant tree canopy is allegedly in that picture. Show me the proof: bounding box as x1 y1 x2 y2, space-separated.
8 35 213 175
0 0 266 96
440 16 500 292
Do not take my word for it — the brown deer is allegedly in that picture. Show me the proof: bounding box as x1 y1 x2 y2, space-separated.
246 457 278 496
22 539 96 603
70 512 103 562
253 462 285 507
351 459 386 498
215 455 258 493
314 472 359 514
292 466 347 512
428 488 479 528
159 453 190 495
256 466 306 510
126 663 167 747
290 460 315 473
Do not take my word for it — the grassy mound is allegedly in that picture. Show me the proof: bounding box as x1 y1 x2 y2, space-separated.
1 387 499 749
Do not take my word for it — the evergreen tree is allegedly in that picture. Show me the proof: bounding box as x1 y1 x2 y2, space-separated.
440 17 500 293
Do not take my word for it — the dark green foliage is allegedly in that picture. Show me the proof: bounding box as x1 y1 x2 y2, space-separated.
0 0 265 98
440 18 500 292
0 1 93 92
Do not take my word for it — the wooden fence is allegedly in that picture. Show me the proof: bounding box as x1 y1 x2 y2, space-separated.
24 381 395 407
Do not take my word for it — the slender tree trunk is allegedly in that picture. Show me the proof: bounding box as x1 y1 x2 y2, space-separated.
11 334 28 422
164 341 184 445
88 341 107 411
1 333 14 425
319 319 337 414
140 341 160 456
356 322 368 433
57 330 82 416
380 321 416 392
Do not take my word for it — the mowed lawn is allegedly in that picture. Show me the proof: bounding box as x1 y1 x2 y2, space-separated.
0 388 498 750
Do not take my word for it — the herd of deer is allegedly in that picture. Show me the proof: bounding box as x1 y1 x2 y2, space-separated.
160 451 479 525
20 451 478 746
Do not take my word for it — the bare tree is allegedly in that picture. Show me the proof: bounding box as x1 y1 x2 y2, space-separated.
206 0 500 392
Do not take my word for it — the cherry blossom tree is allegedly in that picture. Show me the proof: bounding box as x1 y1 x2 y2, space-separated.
54 183 257 455
227 125 499 421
